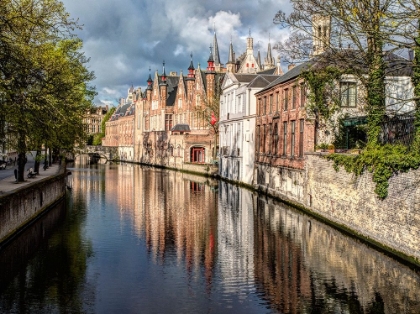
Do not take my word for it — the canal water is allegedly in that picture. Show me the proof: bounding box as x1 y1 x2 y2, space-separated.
0 161 419 313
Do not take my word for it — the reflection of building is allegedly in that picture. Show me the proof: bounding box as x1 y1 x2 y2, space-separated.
131 168 218 285
253 194 420 313
217 182 255 291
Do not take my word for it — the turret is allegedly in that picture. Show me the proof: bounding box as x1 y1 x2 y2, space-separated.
159 61 168 107
206 46 216 99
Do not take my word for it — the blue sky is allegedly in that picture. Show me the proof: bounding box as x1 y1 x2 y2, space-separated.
61 0 292 106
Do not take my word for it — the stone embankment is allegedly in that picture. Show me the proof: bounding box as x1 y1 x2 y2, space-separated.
0 164 67 247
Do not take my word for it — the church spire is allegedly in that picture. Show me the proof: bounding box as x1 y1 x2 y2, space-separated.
264 34 275 69
212 26 221 66
226 38 236 73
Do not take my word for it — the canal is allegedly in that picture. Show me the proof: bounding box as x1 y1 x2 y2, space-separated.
0 161 419 313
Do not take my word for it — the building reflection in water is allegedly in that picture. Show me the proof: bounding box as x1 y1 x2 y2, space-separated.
131 166 218 289
252 195 420 313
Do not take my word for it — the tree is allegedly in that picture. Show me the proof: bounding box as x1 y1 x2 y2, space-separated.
274 1 420 199
274 0 407 146
0 0 95 181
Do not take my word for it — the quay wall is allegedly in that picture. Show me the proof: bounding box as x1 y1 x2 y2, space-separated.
0 170 67 246
304 154 420 264
256 153 420 264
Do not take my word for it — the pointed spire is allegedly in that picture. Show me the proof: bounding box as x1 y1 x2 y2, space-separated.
257 49 262 69
161 60 167 82
188 53 195 70
213 28 221 66
207 45 215 72
228 39 235 63
188 53 195 78
147 66 153 90
265 35 275 69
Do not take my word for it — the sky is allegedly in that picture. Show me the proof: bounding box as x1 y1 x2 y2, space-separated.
60 0 292 107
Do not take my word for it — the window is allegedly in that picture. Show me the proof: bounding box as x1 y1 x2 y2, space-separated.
269 94 273 114
276 92 280 112
283 122 287 156
256 125 260 155
300 83 306 107
299 119 304 157
341 81 357 107
292 85 297 109
273 122 279 155
191 147 205 163
291 121 296 157
263 125 266 154
283 88 288 111
263 97 267 115
165 114 173 131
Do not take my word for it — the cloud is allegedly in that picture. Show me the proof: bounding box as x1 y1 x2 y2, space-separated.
61 0 291 106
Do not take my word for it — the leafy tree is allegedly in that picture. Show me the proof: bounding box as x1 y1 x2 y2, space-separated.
0 0 95 181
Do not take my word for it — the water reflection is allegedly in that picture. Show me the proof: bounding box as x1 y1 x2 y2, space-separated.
252 193 420 313
0 162 419 314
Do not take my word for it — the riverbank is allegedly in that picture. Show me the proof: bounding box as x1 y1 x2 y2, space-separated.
0 163 67 248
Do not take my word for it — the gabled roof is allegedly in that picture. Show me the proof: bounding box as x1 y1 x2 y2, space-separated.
248 75 279 88
256 61 312 94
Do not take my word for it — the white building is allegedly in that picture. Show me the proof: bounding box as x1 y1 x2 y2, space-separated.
219 73 278 185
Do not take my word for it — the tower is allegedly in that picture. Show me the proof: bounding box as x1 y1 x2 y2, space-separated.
312 15 331 56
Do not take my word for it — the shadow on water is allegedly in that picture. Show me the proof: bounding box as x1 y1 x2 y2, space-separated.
0 192 94 313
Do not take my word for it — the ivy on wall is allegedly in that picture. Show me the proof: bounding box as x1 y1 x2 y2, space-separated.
326 145 420 199
302 63 420 199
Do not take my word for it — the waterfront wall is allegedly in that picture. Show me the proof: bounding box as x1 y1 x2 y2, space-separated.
304 154 420 263
0 170 67 246
254 153 420 264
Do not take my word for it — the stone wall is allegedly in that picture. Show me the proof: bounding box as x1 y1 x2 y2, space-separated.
254 163 306 204
304 153 420 262
0 170 66 246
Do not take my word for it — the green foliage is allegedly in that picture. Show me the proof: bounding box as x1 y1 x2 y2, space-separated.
327 144 420 199
0 0 95 181
300 66 343 121
92 133 103 146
